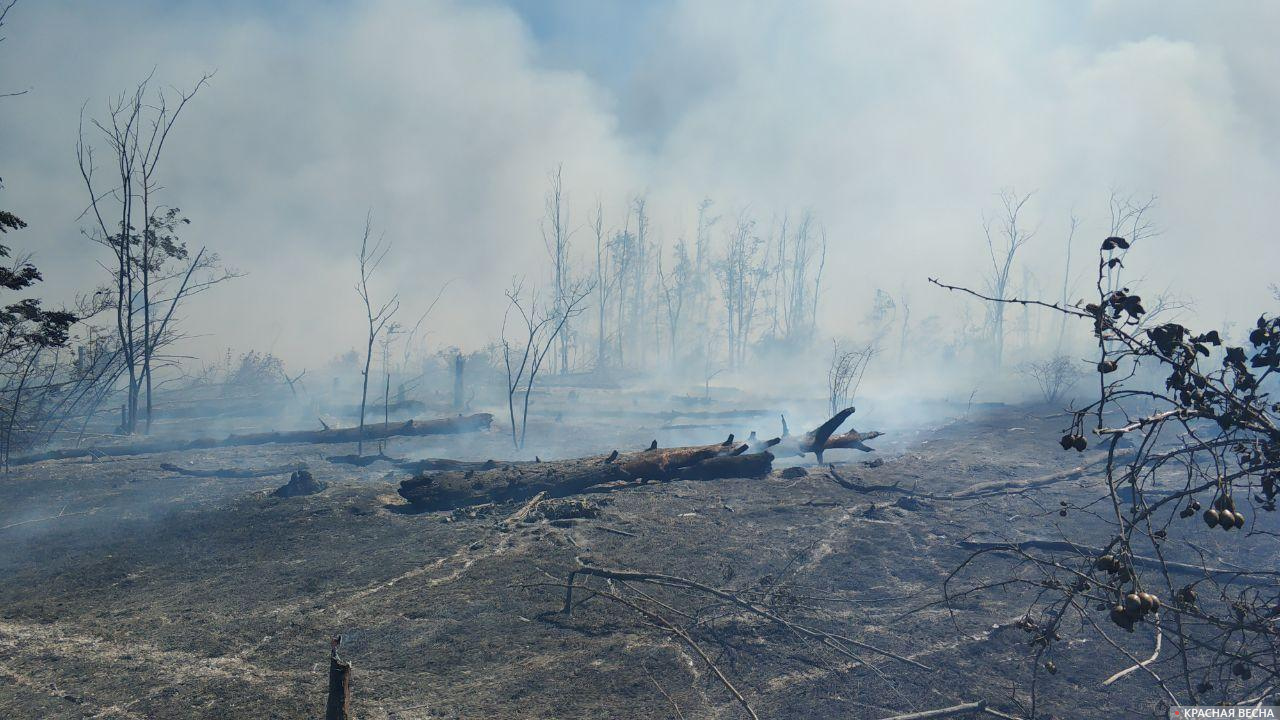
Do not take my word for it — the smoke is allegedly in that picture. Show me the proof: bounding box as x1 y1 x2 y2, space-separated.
2 0 1277 371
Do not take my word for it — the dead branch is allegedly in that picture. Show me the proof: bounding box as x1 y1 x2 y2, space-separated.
563 559 931 671
956 539 1276 586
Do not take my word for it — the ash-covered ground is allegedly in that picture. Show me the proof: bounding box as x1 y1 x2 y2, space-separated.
0 394 1236 719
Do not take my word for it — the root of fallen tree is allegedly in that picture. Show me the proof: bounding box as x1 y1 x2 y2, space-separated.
775 407 883 462
11 413 493 466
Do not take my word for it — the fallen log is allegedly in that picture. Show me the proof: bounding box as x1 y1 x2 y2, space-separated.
159 461 308 478
10 414 493 466
399 440 772 510
326 453 507 473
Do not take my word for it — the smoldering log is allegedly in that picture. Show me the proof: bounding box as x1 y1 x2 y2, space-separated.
399 442 774 510
10 413 494 466
823 430 884 453
774 407 884 462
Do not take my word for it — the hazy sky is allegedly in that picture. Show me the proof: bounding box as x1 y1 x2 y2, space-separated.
2 0 1277 369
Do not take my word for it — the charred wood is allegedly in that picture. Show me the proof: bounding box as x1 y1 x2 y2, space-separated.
10 413 493 466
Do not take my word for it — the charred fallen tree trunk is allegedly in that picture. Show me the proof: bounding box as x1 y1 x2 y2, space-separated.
399 438 772 510
11 413 493 466
327 453 510 474
775 407 883 462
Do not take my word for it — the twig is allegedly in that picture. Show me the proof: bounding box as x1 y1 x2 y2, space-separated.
498 491 546 529
1102 616 1162 686
956 539 1277 585
1 505 94 530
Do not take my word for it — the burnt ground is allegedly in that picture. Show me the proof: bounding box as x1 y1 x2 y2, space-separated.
0 401 1248 719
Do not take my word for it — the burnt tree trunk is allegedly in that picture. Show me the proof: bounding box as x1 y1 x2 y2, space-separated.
325 641 352 720
452 353 465 410
775 407 883 462
12 413 494 466
399 441 772 510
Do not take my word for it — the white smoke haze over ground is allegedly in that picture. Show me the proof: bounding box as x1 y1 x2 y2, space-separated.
2 0 1278 372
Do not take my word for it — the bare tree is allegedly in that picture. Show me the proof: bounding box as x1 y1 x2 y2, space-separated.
354 214 399 456
716 213 767 368
982 189 1036 368
591 200 614 371
827 340 875 417
770 210 827 346
658 239 694 364
1055 214 1080 353
77 71 232 435
541 165 574 374
0 1 28 100
501 278 591 449
1017 355 1080 404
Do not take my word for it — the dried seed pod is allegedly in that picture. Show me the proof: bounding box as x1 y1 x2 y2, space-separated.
1148 594 1161 612
1190 499 1201 511
1220 511 1236 531
1110 604 1133 630
1138 593 1156 612
1059 434 1075 450
1124 593 1143 615
1233 511 1246 529
1059 509 1068 517
1072 435 1088 452
1204 509 1220 528
1095 555 1115 571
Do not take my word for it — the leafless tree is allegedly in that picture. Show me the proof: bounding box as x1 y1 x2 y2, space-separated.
769 210 827 346
77 71 234 435
0 1 28 99
354 214 399 456
658 239 694 364
592 200 612 370
501 277 592 449
541 165 574 374
1018 355 1080 404
827 340 874 417
982 189 1036 368
1055 214 1080 353
716 213 767 368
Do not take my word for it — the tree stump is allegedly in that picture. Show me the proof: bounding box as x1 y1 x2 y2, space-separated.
325 637 352 720
273 470 326 498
